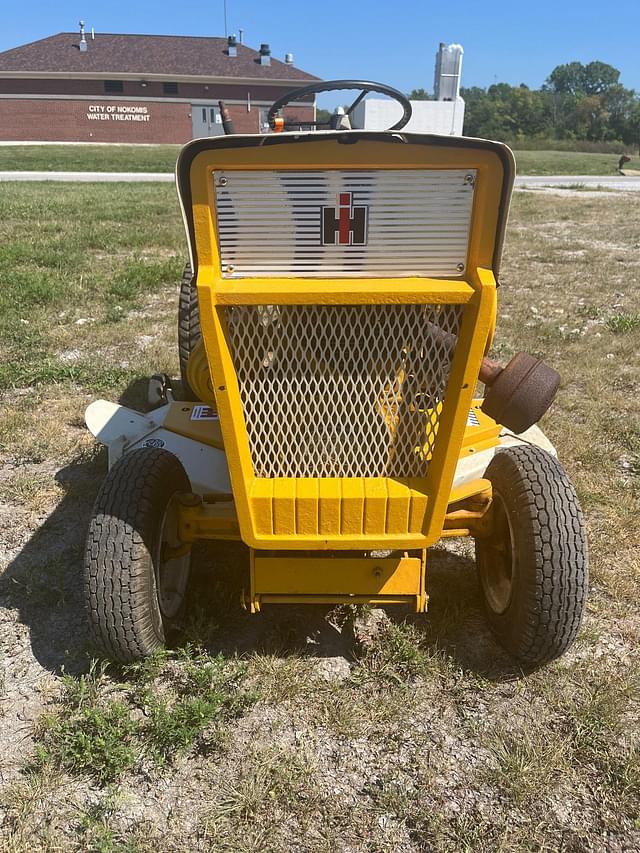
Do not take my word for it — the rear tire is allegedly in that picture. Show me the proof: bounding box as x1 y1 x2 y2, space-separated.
84 448 192 663
178 262 201 400
475 445 588 668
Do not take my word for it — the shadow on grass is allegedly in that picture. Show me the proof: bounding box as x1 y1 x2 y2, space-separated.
2 376 519 681
405 547 525 681
0 448 105 676
182 541 365 662
0 378 150 676
181 542 522 682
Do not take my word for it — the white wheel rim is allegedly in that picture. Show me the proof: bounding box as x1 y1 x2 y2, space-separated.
154 493 191 620
480 490 516 615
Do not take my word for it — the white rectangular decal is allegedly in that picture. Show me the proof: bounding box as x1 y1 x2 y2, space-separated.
467 409 481 427
190 405 219 421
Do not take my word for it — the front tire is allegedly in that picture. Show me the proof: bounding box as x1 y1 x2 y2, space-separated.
475 445 588 668
84 448 192 662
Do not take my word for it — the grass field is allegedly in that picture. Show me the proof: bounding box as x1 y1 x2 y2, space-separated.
512 149 629 176
0 182 639 851
0 144 181 173
0 143 632 175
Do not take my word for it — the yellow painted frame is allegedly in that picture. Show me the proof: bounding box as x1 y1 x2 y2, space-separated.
177 132 512 551
246 550 428 613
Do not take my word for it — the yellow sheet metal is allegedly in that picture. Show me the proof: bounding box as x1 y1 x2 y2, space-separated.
247 549 428 613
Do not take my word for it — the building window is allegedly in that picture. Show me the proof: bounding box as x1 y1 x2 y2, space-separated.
163 81 179 95
104 80 124 94
259 108 272 134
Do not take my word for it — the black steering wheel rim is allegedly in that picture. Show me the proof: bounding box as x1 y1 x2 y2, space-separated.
267 79 412 131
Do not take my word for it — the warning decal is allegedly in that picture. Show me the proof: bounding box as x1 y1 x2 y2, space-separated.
142 437 165 448
190 405 219 421
467 409 481 427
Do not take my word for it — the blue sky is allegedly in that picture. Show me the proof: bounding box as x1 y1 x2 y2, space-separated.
3 1 639 108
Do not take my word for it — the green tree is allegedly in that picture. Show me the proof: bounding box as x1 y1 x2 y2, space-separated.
574 94 610 140
459 86 501 138
545 61 585 96
627 101 640 147
545 60 620 96
603 84 640 143
461 84 553 140
407 88 431 100
584 61 620 94
419 59 639 146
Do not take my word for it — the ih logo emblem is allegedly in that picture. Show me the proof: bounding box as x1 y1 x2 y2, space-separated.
321 192 368 246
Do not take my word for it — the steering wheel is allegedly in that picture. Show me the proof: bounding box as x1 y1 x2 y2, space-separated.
267 79 412 132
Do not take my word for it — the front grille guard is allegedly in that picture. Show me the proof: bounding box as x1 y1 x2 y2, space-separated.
203 276 495 549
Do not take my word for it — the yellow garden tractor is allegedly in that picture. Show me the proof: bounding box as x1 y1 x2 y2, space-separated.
84 81 588 668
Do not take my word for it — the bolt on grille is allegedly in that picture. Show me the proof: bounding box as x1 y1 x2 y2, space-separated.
225 303 463 479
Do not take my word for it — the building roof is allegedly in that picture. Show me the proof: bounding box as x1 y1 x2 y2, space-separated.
0 32 319 81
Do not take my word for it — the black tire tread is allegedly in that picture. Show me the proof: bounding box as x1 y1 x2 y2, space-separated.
477 445 588 667
178 262 201 400
84 448 190 663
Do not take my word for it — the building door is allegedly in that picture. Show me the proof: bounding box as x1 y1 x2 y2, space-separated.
191 104 224 138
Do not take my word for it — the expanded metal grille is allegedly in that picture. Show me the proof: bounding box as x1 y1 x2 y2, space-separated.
225 303 463 478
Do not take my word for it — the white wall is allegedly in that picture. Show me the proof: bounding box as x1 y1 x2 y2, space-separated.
351 98 465 136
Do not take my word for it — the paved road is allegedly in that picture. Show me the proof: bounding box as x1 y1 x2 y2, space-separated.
1 171 639 190
514 174 640 191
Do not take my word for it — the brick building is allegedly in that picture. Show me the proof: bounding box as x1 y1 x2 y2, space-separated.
0 27 318 143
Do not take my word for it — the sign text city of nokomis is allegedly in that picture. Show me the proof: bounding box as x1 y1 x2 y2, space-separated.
86 104 150 122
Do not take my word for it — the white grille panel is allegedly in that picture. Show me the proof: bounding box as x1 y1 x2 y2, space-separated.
225 303 463 478
215 169 475 278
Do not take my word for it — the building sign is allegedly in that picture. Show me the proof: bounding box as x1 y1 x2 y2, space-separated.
86 104 150 123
